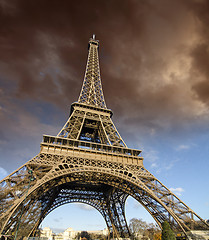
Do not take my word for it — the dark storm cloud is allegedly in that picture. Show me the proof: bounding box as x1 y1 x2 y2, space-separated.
185 0 209 106
0 0 148 106
191 43 209 104
1 0 209 173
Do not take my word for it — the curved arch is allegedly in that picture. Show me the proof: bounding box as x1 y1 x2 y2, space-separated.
1 167 188 237
1 153 209 239
29 198 111 237
28 183 129 238
36 168 189 232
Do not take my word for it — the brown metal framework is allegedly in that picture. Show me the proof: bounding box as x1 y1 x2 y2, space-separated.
0 35 209 239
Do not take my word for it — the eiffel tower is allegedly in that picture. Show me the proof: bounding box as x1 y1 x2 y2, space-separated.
0 35 209 240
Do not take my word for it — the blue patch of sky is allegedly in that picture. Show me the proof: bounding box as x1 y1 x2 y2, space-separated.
42 203 106 233
124 128 209 221
15 97 67 126
41 197 156 233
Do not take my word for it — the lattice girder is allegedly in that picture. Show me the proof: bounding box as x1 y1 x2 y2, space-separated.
1 151 208 239
28 185 113 237
78 36 106 108
57 103 127 147
106 188 130 238
57 109 86 139
29 184 129 238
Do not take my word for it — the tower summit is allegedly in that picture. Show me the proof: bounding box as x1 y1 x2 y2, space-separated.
78 34 106 109
0 36 209 240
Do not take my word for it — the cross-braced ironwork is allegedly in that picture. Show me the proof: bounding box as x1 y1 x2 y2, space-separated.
0 35 209 240
78 34 106 108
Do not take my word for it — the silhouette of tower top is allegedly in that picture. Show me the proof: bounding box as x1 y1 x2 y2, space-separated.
78 34 107 109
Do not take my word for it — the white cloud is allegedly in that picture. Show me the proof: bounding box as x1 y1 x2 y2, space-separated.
151 163 157 168
165 162 174 170
165 158 180 171
150 128 156 136
0 167 8 179
126 196 142 209
143 149 162 172
176 144 191 151
143 149 159 164
154 158 179 175
53 218 62 223
133 201 142 209
75 203 94 211
170 187 184 196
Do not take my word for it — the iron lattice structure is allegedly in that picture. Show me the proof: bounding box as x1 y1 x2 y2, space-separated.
0 35 209 239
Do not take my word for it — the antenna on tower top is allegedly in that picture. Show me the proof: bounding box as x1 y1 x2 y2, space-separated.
93 34 96 40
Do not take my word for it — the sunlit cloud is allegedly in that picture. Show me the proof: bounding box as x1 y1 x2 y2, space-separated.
75 203 94 211
170 187 185 196
53 218 62 223
0 167 8 179
176 144 191 151
143 149 159 164
154 158 179 174
150 163 157 168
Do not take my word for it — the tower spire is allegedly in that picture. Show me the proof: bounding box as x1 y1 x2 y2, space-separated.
78 35 107 109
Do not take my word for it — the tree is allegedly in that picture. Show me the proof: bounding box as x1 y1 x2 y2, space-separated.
129 218 148 236
153 232 162 240
129 218 160 240
146 223 161 240
161 221 176 240
76 231 91 240
89 232 106 240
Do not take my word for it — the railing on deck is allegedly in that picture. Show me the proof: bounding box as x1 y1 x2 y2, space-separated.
42 135 142 158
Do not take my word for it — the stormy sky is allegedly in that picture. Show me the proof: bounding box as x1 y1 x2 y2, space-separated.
0 0 209 231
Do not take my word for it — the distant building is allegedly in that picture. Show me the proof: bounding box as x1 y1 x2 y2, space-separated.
41 227 54 240
86 229 108 236
54 233 64 240
63 228 77 240
40 227 108 240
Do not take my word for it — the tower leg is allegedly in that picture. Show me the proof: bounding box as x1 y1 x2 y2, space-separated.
105 188 130 239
